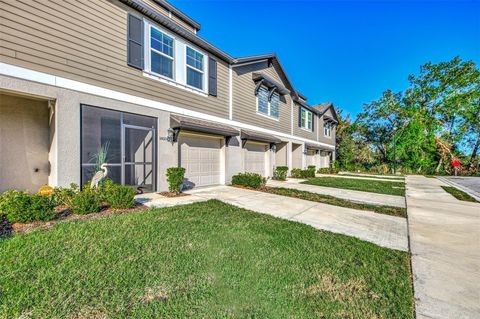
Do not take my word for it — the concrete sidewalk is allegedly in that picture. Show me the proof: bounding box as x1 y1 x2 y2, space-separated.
267 179 406 208
406 176 480 319
140 186 408 251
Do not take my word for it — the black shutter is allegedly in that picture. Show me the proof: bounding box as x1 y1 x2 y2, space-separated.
208 57 217 96
127 13 144 70
298 106 302 127
312 113 315 131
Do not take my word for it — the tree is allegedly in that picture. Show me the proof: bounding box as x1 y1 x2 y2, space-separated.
351 57 479 174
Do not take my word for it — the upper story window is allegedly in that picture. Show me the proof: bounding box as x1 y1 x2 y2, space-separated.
142 20 210 95
324 121 332 137
256 85 279 119
150 27 174 79
186 47 204 90
301 108 313 130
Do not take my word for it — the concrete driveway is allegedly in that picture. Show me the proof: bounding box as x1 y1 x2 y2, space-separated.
139 185 408 251
406 176 480 318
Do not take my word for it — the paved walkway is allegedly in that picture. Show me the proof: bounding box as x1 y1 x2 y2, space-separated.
406 176 480 319
267 179 406 208
437 176 480 202
316 173 405 183
138 186 408 251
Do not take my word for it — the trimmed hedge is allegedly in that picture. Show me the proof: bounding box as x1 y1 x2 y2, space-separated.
232 172 266 189
166 167 186 194
317 167 340 174
71 187 101 215
272 166 289 181
102 181 136 209
0 190 56 223
291 168 315 179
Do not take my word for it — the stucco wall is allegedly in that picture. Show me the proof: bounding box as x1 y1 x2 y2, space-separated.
0 94 50 192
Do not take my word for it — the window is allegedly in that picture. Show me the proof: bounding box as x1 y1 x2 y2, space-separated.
324 121 332 137
256 85 279 119
301 108 313 130
186 47 204 90
150 27 174 79
144 21 210 94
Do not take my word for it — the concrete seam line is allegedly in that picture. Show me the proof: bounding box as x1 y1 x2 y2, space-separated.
405 176 418 319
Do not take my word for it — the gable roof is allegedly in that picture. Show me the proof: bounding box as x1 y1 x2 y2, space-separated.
232 53 299 100
312 102 339 123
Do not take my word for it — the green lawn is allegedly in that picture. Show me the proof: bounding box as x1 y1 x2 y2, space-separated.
263 187 406 217
340 174 405 181
441 186 478 202
303 177 406 196
0 200 413 318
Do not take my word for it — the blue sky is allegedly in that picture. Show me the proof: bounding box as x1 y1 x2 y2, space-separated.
169 0 479 118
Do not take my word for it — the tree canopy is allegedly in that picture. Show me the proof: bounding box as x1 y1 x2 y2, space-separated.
336 57 479 175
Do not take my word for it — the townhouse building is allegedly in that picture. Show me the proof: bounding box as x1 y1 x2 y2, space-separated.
0 0 338 193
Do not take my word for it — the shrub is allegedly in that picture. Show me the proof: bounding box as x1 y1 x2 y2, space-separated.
307 165 316 171
102 181 136 209
370 164 390 175
71 187 101 215
272 166 288 181
166 167 186 194
0 190 56 223
52 183 79 208
291 168 315 178
317 167 340 174
232 172 266 189
290 168 303 178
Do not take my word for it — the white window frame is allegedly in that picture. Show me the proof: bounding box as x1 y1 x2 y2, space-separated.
301 107 313 131
148 24 175 80
185 46 205 91
143 19 209 95
256 85 279 120
324 121 332 137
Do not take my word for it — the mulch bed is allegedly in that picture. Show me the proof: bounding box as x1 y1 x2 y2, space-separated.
158 192 190 198
4 204 148 236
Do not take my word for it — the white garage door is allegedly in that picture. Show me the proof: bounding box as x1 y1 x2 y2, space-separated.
306 150 316 167
244 142 267 176
180 134 221 187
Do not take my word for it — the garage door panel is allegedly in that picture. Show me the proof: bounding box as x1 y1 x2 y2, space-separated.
180 135 221 187
244 142 267 176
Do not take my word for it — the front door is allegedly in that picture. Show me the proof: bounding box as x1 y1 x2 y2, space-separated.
122 125 156 193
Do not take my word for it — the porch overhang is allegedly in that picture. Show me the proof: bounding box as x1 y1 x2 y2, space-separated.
170 115 239 138
305 143 323 151
240 129 282 145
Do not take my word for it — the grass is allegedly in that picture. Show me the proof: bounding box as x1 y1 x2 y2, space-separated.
0 200 413 318
339 173 405 180
441 186 478 202
303 177 406 196
262 186 406 217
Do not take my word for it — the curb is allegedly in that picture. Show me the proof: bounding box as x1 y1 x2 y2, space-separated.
436 177 480 202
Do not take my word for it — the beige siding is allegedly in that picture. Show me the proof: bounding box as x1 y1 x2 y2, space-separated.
318 108 336 145
293 103 317 140
232 61 291 134
0 0 229 118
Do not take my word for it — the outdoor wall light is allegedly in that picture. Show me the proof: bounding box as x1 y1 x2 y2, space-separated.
167 128 175 143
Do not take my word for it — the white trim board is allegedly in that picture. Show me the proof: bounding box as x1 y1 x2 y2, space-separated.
0 62 335 150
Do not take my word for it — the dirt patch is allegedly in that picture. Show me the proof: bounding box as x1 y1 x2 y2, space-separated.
10 204 148 235
158 192 190 198
305 273 380 302
140 286 168 303
68 306 108 319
